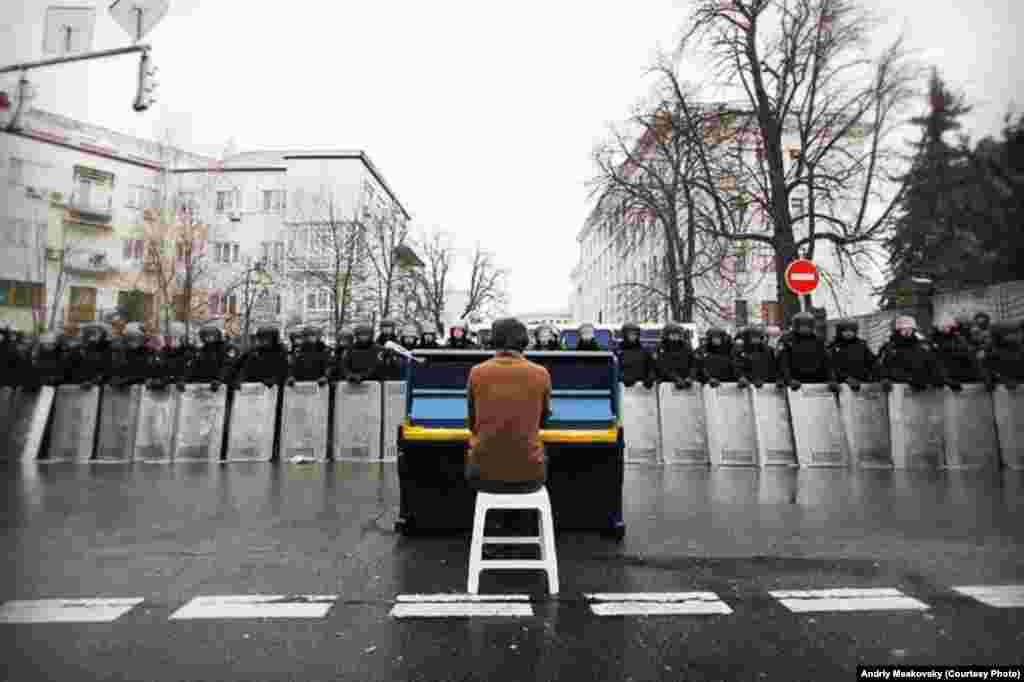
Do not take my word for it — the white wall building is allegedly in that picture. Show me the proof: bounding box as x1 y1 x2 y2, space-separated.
0 107 411 334
569 109 886 332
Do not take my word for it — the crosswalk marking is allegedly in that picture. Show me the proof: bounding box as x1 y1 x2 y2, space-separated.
5 584 1020 623
391 602 533 618
396 594 530 603
953 585 1024 608
169 595 337 620
769 588 928 613
586 592 733 616
0 598 144 624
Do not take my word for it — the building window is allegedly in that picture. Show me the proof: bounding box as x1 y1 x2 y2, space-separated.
8 157 24 186
216 190 235 213
212 242 240 264
133 186 159 210
177 192 196 214
122 239 143 261
262 190 284 212
790 197 805 214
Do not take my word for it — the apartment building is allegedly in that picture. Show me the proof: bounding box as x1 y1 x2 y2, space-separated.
569 107 885 331
0 107 412 336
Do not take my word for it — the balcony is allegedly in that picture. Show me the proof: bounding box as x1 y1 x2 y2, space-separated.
67 192 114 223
65 248 118 275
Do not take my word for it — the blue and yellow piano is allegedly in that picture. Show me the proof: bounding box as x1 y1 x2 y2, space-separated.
395 349 626 538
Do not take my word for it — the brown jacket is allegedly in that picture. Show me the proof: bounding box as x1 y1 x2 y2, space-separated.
466 353 552 483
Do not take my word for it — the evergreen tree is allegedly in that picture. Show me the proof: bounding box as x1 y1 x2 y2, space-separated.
881 69 979 306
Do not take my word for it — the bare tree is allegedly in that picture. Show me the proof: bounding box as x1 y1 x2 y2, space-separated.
405 227 456 335
459 242 508 321
285 188 373 341
361 201 413 321
590 67 760 326
678 0 920 324
221 256 277 346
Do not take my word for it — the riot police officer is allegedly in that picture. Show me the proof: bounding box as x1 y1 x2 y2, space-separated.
655 322 697 389
616 322 656 388
532 325 561 351
187 324 235 391
876 315 945 392
695 327 735 386
335 323 381 384
232 324 288 388
288 325 331 386
576 323 602 351
777 312 839 392
733 324 778 388
446 321 475 349
827 319 875 390
108 323 159 390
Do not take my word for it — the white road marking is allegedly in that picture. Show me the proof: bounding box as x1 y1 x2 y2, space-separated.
396 594 530 603
169 595 337 620
391 602 533 618
770 588 928 613
586 592 732 616
953 585 1024 608
0 598 144 623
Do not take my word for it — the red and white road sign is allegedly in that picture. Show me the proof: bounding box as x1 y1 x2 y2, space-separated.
784 259 819 296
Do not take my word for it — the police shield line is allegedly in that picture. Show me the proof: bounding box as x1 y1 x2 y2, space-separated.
0 312 1021 466
0 318 441 462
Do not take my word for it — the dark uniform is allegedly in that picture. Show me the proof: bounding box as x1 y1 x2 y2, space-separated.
982 321 1023 389
399 324 420 351
695 327 735 386
930 318 982 390
576 323 602 351
616 323 656 388
334 324 381 384
376 320 405 381
733 324 778 388
68 323 114 389
187 325 235 390
732 328 747 358
22 333 63 390
655 322 697 389
0 325 23 387
875 316 945 392
288 326 331 385
418 329 441 349
233 325 289 387
827 319 875 390
108 325 159 389
777 312 838 392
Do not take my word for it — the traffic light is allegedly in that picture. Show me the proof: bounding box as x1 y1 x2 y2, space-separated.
133 50 157 112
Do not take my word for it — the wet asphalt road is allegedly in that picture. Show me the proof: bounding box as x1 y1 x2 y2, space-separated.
1 461 1022 682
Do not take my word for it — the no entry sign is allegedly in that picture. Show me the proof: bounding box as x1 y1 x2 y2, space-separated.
784 259 819 295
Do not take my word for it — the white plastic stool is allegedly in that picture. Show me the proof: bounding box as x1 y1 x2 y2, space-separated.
467 486 559 595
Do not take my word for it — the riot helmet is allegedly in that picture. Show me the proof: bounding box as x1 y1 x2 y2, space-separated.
579 323 595 341
836 318 859 341
81 322 110 346
400 323 419 348
621 322 641 346
892 315 917 341
379 319 398 341
974 311 991 332
791 312 815 337
338 326 355 348
706 326 727 349
199 324 223 346
123 323 146 351
662 322 684 347
746 324 767 348
354 323 374 347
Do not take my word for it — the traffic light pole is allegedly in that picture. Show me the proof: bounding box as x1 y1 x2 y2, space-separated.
0 44 150 75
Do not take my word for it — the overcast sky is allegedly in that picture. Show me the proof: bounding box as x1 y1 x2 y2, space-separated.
2 0 1020 315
